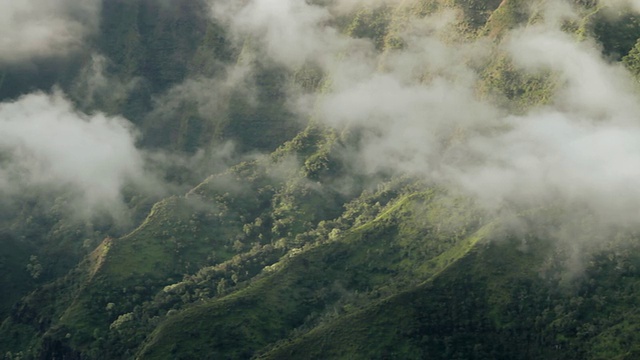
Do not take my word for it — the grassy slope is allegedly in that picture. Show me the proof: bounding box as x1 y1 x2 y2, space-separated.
1 122 353 357
47 169 282 351
6 1 640 359
0 160 275 356
258 235 640 360
37 200 230 352
135 4 640 357
257 231 538 360
136 190 486 359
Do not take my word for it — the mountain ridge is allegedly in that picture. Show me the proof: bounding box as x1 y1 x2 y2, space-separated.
4 0 640 359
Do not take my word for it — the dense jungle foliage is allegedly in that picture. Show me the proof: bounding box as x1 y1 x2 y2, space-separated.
4 0 640 359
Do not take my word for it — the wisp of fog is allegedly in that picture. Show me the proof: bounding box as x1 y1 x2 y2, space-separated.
212 0 640 233
4 0 640 243
0 91 156 224
0 0 100 64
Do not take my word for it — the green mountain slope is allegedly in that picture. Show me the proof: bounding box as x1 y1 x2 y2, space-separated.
4 0 640 359
136 189 486 359
259 232 640 360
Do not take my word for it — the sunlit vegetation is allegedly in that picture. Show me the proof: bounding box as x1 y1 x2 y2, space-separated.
4 1 640 359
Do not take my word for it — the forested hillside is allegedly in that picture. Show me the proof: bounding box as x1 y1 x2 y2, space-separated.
4 0 640 359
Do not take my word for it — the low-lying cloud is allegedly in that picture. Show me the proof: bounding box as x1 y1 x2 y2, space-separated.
606 0 640 12
0 0 100 64
212 0 373 69
214 0 640 231
0 91 158 223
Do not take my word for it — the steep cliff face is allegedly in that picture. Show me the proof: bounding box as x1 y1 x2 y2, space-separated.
3 0 640 359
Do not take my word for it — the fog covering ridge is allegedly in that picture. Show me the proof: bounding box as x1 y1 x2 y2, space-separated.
2 0 639 242
0 0 100 64
0 0 639 253
210 0 640 235
4 0 640 358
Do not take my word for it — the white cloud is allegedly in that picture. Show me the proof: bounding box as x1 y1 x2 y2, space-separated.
212 0 372 69
605 0 640 12
210 0 640 236
0 0 100 64
0 91 156 222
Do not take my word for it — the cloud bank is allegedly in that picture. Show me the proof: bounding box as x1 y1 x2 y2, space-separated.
607 0 640 12
450 25 640 223
0 91 158 223
212 0 373 69
214 0 640 230
0 0 100 64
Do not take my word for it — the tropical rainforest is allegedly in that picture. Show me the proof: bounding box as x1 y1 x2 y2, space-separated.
4 0 640 359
